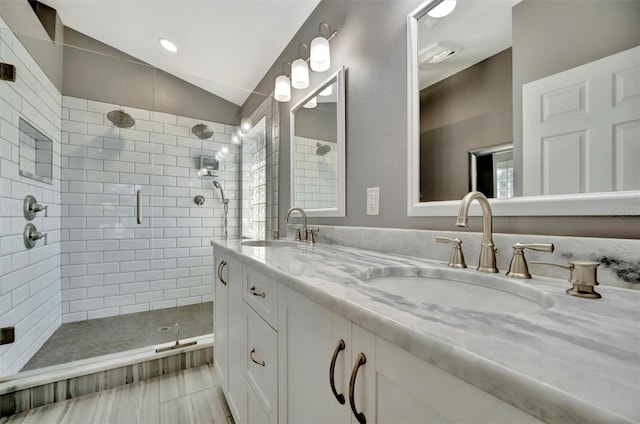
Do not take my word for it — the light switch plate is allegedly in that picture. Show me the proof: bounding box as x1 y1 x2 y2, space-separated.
367 187 380 215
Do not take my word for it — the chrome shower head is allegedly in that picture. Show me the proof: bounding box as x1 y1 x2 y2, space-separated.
191 123 213 139
107 110 135 128
316 142 331 156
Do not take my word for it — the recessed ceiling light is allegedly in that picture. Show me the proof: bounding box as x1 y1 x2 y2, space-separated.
427 0 457 18
159 38 177 53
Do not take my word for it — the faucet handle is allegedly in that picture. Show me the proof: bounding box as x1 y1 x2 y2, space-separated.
436 236 467 268
506 242 554 279
306 227 319 244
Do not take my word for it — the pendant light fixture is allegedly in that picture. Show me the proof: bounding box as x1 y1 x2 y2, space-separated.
291 43 310 89
319 84 333 97
427 0 457 18
274 63 292 103
310 23 333 72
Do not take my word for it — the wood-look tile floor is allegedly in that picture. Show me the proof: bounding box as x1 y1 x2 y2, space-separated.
0 364 229 424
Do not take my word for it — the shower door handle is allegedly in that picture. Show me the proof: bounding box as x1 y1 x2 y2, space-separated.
136 190 142 224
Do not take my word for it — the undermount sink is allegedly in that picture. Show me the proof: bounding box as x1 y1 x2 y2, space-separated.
362 268 553 313
240 239 299 247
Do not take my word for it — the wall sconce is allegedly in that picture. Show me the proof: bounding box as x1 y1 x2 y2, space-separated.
310 23 334 72
291 43 310 89
275 62 292 102
274 22 338 103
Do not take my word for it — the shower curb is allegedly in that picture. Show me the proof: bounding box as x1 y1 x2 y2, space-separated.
0 336 213 417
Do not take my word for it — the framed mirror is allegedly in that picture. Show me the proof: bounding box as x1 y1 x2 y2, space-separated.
290 66 346 217
407 0 640 216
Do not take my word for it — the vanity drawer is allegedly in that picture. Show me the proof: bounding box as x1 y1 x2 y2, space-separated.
245 305 278 423
244 265 278 329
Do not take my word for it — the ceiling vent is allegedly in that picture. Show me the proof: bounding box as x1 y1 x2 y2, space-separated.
419 42 463 64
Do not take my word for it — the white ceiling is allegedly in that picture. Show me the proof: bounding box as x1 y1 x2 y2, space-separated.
41 0 321 106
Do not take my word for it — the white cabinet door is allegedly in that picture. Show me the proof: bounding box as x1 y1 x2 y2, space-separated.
213 253 228 394
226 255 247 422
373 336 541 423
279 287 352 423
523 46 640 195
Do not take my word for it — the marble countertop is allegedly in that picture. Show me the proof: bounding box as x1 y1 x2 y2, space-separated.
211 238 640 424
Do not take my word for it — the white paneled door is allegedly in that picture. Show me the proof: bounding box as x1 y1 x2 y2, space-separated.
523 46 640 196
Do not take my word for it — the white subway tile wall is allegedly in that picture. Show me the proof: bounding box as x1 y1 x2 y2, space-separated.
293 136 338 210
0 17 63 376
60 97 240 323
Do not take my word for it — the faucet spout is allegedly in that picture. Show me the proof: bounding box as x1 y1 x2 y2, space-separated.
284 207 308 241
456 191 498 273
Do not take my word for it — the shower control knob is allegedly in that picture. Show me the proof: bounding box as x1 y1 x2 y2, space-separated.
194 195 205 206
23 195 48 220
24 223 47 249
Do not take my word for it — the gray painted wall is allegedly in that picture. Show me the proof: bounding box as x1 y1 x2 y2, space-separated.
242 0 640 239
420 48 512 201
0 0 63 89
295 103 337 143
62 28 240 125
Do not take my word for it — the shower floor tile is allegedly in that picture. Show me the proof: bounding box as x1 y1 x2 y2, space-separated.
21 302 213 372
0 364 228 424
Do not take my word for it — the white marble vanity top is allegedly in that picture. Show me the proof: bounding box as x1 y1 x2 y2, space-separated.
211 238 640 424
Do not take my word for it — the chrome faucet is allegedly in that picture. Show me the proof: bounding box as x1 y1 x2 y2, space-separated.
456 191 498 273
285 207 308 242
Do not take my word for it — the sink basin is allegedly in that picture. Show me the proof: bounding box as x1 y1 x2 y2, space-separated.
363 269 552 313
240 239 299 247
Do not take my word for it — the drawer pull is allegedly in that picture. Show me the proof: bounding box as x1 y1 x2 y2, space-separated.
250 286 266 298
217 261 227 286
349 353 367 424
329 339 346 405
250 348 265 367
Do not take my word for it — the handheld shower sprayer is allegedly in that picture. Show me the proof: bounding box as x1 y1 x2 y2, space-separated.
212 180 229 204
212 180 229 238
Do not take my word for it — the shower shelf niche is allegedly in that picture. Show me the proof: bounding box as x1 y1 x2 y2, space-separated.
18 118 53 185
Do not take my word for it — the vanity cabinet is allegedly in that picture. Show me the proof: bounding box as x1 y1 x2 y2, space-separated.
217 252 540 423
213 252 247 422
278 287 540 424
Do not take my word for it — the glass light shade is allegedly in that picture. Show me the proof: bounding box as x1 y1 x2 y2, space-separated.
310 36 331 72
274 75 291 102
240 118 252 133
427 0 456 18
319 84 333 97
291 58 310 89
302 97 317 109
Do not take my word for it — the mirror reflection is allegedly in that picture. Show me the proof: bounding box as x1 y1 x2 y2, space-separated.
416 0 640 203
290 67 345 217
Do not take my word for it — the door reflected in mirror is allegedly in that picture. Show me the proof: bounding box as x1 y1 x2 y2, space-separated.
290 67 346 217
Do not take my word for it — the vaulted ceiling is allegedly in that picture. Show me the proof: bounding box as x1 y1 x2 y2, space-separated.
42 0 321 106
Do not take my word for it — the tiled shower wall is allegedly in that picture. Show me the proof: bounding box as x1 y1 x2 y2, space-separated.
293 136 337 209
0 17 63 376
60 97 240 323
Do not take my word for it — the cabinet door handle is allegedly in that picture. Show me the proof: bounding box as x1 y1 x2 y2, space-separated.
217 261 227 285
329 339 346 405
349 352 367 424
250 348 265 367
250 286 266 298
